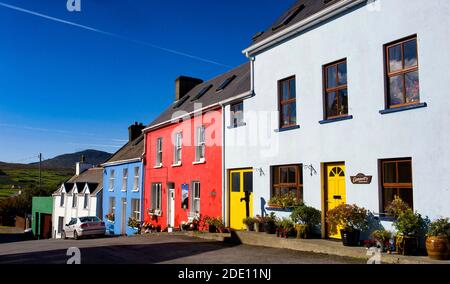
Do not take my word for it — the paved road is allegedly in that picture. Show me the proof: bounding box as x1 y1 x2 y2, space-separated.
0 234 364 264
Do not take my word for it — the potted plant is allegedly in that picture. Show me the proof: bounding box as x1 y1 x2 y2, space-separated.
393 209 425 256
371 230 392 252
326 204 368 247
426 218 450 260
290 204 321 239
243 217 255 232
263 212 277 234
386 196 410 218
205 216 222 233
253 215 264 232
279 218 295 238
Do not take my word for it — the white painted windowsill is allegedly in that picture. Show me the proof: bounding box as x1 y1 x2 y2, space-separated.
192 159 206 165
171 163 182 168
153 164 163 169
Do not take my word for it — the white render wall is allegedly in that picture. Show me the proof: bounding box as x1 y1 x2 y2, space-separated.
52 191 99 238
225 0 450 224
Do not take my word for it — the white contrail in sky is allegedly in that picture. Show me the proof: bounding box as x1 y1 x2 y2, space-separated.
0 2 232 68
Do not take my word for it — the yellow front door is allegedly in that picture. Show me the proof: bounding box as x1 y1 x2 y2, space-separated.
326 164 347 239
229 169 253 230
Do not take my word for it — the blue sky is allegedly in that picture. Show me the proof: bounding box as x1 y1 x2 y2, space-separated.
0 0 293 163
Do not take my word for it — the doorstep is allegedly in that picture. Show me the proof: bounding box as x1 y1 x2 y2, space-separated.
191 231 448 264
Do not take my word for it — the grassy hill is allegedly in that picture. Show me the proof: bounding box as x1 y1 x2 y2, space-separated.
0 163 73 200
29 149 111 169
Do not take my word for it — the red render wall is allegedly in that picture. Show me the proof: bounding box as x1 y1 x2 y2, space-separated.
143 108 222 229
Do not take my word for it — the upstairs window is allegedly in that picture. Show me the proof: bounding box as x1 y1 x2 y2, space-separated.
385 36 420 108
173 132 182 165
72 194 77 208
324 59 348 119
133 167 140 191
278 76 297 129
156 138 163 167
122 168 128 192
83 193 89 209
195 126 206 162
60 192 65 207
230 101 244 128
109 170 115 191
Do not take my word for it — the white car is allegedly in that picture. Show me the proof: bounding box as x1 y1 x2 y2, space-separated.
62 216 106 240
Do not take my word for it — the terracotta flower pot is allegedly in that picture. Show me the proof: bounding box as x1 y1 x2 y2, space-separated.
426 236 449 260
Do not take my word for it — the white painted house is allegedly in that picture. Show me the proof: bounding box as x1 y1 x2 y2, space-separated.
223 0 450 237
52 164 103 238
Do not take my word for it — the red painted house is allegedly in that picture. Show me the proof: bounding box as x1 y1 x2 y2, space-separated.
143 63 250 230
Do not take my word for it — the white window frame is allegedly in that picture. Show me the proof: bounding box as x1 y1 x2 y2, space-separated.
72 194 77 208
83 193 89 209
151 183 162 211
131 199 141 220
156 138 163 167
195 126 206 163
173 132 182 166
109 197 116 214
191 181 201 214
60 192 65 207
133 167 140 192
109 169 115 191
122 168 128 192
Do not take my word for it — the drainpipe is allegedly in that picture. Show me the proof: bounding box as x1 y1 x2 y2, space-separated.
141 132 146 224
221 105 226 226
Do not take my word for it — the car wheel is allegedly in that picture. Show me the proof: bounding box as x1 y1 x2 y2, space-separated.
74 230 79 240
62 231 67 240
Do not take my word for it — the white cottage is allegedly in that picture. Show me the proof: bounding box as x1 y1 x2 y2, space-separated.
223 0 450 236
52 164 103 238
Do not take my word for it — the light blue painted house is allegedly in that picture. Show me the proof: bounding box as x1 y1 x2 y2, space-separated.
102 123 145 236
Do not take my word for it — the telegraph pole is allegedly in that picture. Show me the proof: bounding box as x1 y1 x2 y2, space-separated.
38 153 42 191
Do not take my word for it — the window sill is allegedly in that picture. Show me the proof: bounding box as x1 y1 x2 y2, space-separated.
193 159 206 165
153 165 163 169
379 102 427 114
227 122 246 129
132 189 139 193
171 163 182 168
265 206 294 212
121 190 127 192
108 189 114 192
319 115 353 124
274 125 300 133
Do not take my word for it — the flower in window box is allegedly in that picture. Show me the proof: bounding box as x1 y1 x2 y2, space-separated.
105 213 115 222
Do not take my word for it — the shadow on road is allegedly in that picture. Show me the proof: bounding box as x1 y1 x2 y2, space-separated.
0 232 33 244
0 240 237 264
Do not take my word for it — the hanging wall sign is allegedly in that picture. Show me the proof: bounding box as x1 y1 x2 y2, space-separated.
350 173 373 184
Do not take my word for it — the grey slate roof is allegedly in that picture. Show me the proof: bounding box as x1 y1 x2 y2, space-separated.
66 167 103 195
103 134 144 164
147 62 250 128
251 0 343 45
